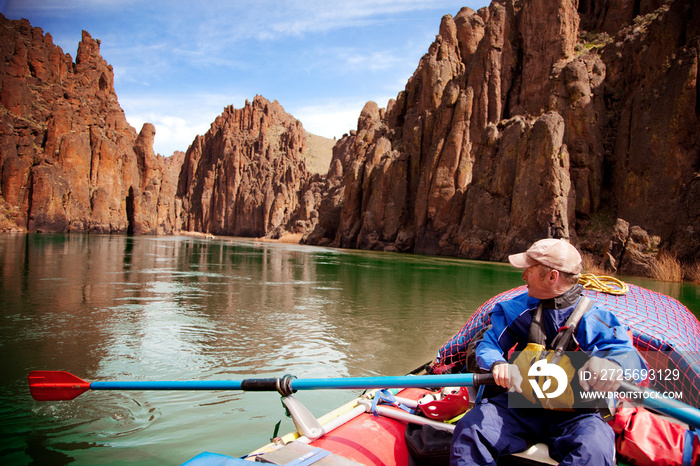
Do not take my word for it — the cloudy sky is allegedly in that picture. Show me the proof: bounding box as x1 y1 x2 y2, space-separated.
2 0 490 156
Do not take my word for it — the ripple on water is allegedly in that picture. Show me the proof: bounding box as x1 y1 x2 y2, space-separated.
31 391 160 440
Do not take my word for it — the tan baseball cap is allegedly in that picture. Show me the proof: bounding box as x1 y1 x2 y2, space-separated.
508 238 582 274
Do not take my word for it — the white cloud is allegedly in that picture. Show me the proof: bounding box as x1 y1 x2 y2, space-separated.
291 96 396 140
136 115 207 156
119 92 244 156
261 0 464 37
157 0 449 43
294 104 362 140
340 49 405 73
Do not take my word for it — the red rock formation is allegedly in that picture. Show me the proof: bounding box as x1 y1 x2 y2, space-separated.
599 0 700 263
0 14 182 234
177 96 314 237
0 14 318 240
306 0 700 273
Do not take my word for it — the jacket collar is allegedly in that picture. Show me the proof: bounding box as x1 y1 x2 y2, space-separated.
540 284 583 310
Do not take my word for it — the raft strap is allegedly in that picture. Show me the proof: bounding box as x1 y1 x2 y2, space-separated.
371 389 416 416
683 428 698 466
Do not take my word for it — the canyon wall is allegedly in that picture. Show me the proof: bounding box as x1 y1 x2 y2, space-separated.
0 15 181 234
0 14 319 240
305 0 700 273
176 96 317 237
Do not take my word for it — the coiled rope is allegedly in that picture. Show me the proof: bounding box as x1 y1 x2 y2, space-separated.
579 273 629 295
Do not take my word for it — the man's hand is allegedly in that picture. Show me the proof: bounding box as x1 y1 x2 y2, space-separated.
579 357 622 392
493 363 523 393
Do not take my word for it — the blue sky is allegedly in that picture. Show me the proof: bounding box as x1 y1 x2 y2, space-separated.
1 0 490 156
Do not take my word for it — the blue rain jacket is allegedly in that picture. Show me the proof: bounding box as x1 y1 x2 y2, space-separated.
476 289 646 375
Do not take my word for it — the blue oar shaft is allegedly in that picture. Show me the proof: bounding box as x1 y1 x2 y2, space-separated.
90 373 488 392
292 373 481 390
92 380 245 390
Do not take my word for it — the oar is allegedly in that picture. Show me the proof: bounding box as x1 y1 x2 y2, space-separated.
29 371 700 430
28 370 495 402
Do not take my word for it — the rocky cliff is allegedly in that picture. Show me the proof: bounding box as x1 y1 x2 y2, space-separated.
0 14 181 234
305 0 700 275
0 13 322 240
177 96 318 238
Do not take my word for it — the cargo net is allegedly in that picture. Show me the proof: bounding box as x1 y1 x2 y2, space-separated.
433 284 700 408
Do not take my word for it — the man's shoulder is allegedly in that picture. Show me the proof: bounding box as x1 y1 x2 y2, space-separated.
579 299 624 326
496 289 536 316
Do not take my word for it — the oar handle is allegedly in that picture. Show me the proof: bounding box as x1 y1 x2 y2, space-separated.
472 373 496 386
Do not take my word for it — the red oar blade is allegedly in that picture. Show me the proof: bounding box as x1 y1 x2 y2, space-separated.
28 370 91 401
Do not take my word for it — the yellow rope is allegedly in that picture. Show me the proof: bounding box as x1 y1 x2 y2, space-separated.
578 273 629 295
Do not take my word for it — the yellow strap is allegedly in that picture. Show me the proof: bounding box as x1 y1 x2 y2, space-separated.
578 273 629 295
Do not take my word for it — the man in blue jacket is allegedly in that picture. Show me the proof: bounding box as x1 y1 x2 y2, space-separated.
450 238 646 466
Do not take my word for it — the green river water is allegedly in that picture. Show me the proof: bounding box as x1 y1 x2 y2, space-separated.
1 234 698 465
